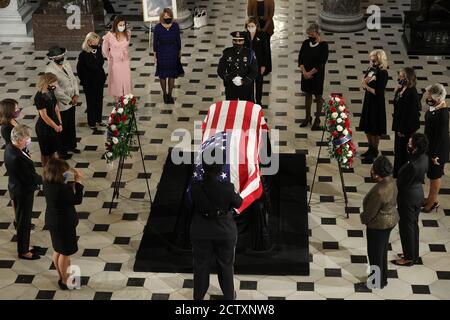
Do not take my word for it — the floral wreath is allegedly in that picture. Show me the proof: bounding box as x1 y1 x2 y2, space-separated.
323 95 356 169
104 94 138 163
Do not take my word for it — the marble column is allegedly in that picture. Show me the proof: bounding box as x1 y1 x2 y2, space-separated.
0 0 34 42
319 0 366 33
176 0 193 29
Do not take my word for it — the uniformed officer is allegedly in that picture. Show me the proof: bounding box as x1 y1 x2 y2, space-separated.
190 149 243 300
217 31 258 102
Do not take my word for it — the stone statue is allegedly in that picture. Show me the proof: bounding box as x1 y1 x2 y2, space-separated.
323 0 360 16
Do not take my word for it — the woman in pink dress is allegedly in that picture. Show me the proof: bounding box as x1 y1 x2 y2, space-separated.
102 16 132 100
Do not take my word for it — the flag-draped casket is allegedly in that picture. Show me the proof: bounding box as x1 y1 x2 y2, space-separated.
196 100 269 213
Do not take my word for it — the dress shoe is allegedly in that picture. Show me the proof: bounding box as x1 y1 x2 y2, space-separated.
30 246 43 254
168 95 175 104
70 148 81 154
299 116 312 128
18 252 40 260
163 94 169 104
58 153 72 160
421 202 439 213
311 117 322 131
391 259 414 267
58 279 69 290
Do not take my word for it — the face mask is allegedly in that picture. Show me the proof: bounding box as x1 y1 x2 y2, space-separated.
63 171 71 182
426 99 435 107
308 36 316 44
25 137 31 149
117 26 126 32
48 85 56 91
407 146 414 155
90 44 99 49
398 79 407 86
13 108 22 119
54 58 64 65
248 26 257 33
370 61 378 68
163 18 173 24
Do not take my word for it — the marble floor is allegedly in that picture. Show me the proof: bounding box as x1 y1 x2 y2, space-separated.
0 0 449 300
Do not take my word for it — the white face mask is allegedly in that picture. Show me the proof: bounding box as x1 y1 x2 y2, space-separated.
117 26 126 33
248 26 257 33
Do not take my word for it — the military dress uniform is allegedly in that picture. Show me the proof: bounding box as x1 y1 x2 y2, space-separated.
217 31 258 102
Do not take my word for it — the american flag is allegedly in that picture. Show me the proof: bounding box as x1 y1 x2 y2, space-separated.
191 100 268 213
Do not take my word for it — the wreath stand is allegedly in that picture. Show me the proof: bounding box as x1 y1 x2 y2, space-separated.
308 125 350 219
108 109 152 214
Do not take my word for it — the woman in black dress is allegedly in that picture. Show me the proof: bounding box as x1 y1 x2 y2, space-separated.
77 32 107 130
0 98 21 145
393 133 429 266
392 67 421 178
34 73 63 168
423 83 449 213
43 158 84 290
359 49 389 162
298 23 329 130
244 16 269 106
247 0 274 75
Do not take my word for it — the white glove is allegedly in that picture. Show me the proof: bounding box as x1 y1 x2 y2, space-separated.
232 76 243 86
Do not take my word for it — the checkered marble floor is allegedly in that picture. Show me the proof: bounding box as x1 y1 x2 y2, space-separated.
0 0 449 300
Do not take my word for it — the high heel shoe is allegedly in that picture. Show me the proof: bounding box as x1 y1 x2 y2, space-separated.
311 117 322 131
421 202 439 213
299 116 312 127
58 279 68 290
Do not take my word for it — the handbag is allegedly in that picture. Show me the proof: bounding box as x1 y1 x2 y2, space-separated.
193 7 208 29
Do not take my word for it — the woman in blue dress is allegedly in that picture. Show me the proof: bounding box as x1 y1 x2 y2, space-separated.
153 8 184 104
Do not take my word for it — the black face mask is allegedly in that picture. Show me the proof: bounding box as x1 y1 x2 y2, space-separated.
54 58 64 65
233 42 243 48
163 18 173 24
90 44 100 49
48 85 56 91
308 36 316 44
426 99 435 107
398 79 407 86
407 146 415 155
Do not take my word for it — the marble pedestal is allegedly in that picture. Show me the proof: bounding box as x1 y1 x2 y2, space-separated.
0 0 34 42
319 0 366 33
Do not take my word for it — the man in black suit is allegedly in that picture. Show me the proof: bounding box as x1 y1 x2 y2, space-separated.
4 125 43 260
190 149 243 300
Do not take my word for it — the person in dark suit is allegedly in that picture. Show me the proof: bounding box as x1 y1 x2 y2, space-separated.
218 31 258 102
244 16 269 106
77 32 107 130
43 158 84 290
0 99 36 231
190 150 243 300
393 133 429 266
4 125 43 260
392 67 421 178
359 50 389 163
422 83 449 213
360 156 399 289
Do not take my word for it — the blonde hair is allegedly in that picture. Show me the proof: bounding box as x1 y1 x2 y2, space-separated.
37 72 58 92
370 49 388 70
82 32 100 52
159 8 174 23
